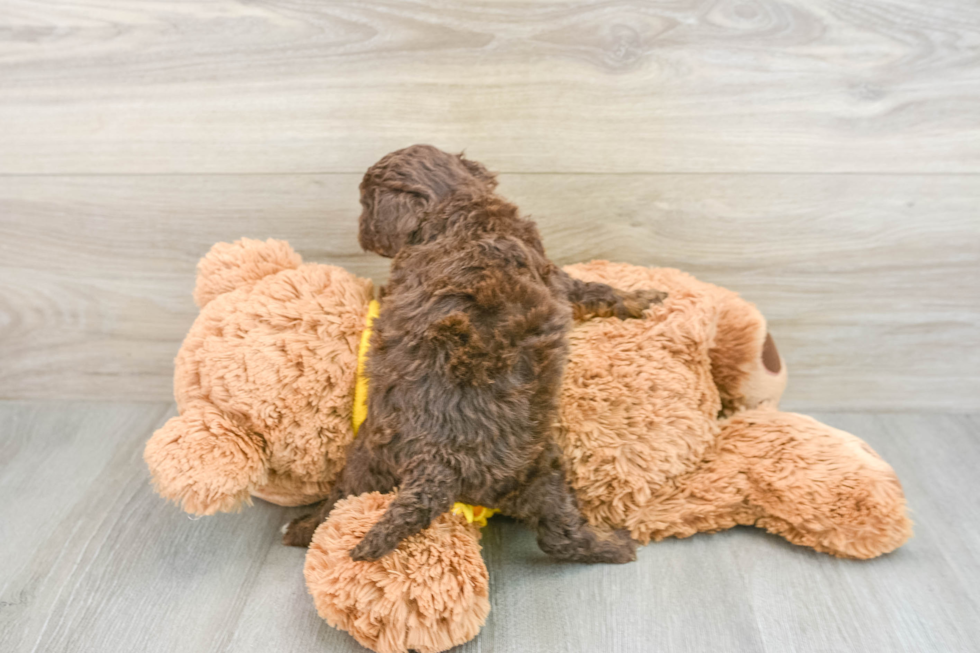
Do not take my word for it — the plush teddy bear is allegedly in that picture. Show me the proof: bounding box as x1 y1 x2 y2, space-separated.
145 238 912 653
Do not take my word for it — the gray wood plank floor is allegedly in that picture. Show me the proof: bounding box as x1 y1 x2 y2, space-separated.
1 401 977 653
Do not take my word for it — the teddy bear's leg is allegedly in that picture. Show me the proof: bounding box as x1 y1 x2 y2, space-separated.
718 409 913 559
624 441 756 544
144 401 269 516
305 492 489 653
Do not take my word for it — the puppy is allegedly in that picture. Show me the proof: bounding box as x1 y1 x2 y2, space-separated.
284 145 665 563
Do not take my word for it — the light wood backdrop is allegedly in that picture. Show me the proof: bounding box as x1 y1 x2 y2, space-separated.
1 0 978 410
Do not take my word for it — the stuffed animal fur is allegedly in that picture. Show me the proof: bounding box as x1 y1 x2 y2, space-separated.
145 238 912 653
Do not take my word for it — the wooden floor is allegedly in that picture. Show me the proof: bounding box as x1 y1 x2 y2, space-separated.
0 401 977 653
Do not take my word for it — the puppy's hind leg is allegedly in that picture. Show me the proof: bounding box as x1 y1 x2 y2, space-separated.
507 444 637 564
282 438 390 548
349 462 459 561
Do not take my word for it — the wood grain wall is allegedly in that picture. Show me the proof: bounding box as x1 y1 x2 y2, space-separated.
1 0 978 409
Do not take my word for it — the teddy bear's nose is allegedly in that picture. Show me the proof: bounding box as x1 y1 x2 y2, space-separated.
762 332 781 374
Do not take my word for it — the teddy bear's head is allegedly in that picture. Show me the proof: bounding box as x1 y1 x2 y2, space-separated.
145 239 374 514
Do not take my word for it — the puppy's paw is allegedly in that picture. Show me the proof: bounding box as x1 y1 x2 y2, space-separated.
614 288 667 320
592 529 638 564
282 513 320 548
349 527 397 562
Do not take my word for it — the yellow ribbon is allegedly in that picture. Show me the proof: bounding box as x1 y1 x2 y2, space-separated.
352 299 498 527
451 502 499 527
352 300 380 437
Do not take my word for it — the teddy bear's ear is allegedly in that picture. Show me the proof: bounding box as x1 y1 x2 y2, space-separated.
709 287 788 414
193 238 302 308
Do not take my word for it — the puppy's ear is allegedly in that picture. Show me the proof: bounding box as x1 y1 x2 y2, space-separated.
358 145 496 257
358 186 427 258
458 154 498 191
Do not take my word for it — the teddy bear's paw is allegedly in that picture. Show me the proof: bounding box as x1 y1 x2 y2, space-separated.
143 404 268 516
283 513 321 548
305 491 489 653
614 288 668 319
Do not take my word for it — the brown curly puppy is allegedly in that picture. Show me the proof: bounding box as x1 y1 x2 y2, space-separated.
284 145 665 563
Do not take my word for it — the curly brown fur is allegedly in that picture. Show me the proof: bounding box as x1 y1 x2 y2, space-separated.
284 145 664 563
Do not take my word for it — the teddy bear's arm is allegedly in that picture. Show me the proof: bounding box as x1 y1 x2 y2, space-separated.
144 402 269 515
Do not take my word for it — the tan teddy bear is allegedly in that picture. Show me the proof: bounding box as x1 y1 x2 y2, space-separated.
145 238 912 653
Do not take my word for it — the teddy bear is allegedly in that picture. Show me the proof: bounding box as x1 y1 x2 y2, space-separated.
145 238 912 653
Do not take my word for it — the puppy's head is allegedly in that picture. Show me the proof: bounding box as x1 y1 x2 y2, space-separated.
358 144 497 257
